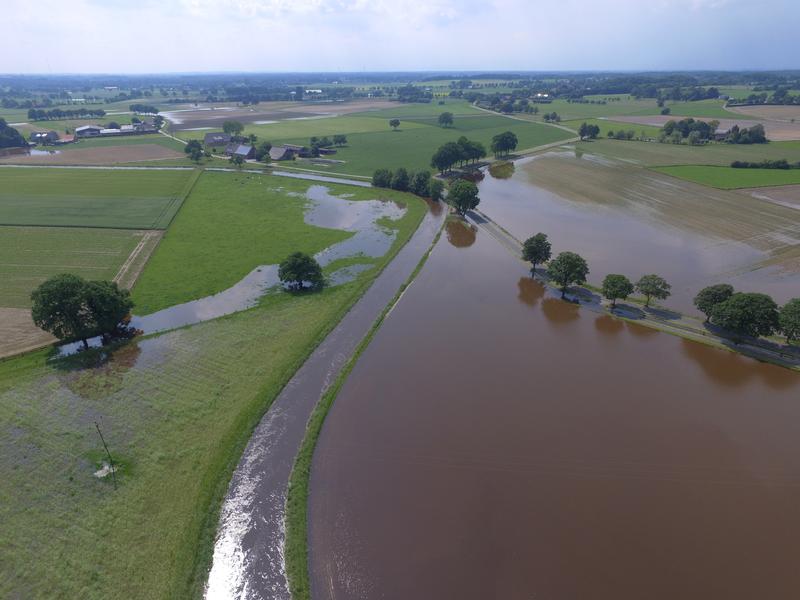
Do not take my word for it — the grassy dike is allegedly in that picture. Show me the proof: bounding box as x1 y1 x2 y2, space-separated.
284 222 445 600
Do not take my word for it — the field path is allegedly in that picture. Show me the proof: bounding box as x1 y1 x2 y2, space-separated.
204 201 446 599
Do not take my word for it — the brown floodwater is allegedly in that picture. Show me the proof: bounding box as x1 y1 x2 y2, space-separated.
476 154 800 313
308 223 800 600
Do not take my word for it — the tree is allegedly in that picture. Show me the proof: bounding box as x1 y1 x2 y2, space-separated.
694 284 734 322
779 298 800 342
635 274 671 307
430 141 462 173
710 292 779 340
409 170 431 197
255 141 272 161
278 252 324 291
222 120 244 136
30 274 133 349
490 131 518 157
31 274 96 348
447 179 479 215
333 134 347 146
389 118 400 131
84 280 134 339
107 121 120 130
547 252 589 298
372 168 393 188
601 274 634 308
229 154 245 168
521 233 551 274
390 167 410 191
579 122 589 140
0 118 26 148
430 178 445 201
438 112 454 128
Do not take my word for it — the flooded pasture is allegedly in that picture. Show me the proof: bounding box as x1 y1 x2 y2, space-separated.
476 153 800 313
309 222 800 600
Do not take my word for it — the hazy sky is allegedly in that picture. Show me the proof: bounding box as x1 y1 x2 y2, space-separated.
4 0 798 73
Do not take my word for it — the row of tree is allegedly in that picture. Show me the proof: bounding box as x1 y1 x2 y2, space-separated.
731 159 799 169
521 233 800 343
128 103 159 114
372 168 444 200
27 107 106 121
430 136 488 173
578 123 601 140
694 284 800 341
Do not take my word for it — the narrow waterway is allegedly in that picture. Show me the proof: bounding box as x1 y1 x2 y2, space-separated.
308 222 800 600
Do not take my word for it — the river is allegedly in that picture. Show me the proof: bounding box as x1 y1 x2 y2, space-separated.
308 213 800 599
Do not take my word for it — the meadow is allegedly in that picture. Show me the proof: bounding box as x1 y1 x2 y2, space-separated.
0 167 196 229
654 165 800 189
561 117 662 139
0 172 427 600
0 226 145 308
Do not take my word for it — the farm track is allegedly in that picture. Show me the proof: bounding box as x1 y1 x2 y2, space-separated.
204 202 446 599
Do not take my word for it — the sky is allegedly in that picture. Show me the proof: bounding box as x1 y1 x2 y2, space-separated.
3 0 799 73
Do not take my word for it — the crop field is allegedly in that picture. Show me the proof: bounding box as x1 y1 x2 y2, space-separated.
577 138 800 167
514 97 661 121
662 99 742 119
654 165 800 189
0 175 426 599
0 167 195 228
727 104 800 122
271 115 574 176
0 226 147 308
132 171 426 314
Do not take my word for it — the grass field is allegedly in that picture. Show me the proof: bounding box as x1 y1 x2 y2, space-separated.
0 226 145 308
132 171 426 314
0 172 426 599
663 99 743 119
654 165 800 189
272 116 574 176
562 118 663 139
577 139 800 167
0 167 195 229
58 134 184 152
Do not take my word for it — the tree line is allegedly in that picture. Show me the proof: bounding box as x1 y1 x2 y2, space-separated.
520 232 800 344
0 118 26 148
27 107 106 121
129 103 159 114
372 168 444 201
731 159 800 169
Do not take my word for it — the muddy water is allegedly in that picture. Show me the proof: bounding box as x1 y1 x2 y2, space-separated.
476 154 799 313
309 224 800 600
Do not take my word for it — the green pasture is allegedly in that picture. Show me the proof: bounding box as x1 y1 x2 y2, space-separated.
0 226 143 308
272 117 574 176
0 167 195 229
579 139 800 167
654 165 800 189
58 134 184 152
0 173 425 599
132 171 425 314
519 97 661 121
562 118 662 139
664 99 743 119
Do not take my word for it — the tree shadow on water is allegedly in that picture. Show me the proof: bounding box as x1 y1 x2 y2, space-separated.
517 276 545 307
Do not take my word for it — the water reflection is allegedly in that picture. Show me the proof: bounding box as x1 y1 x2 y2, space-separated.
541 296 581 326
445 219 477 248
516 276 544 307
594 314 624 336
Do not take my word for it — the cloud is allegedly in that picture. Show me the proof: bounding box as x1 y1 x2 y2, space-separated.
1 0 797 73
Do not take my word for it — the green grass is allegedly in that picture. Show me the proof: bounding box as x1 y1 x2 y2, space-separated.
578 139 800 167
274 118 574 176
0 167 195 229
131 171 425 314
654 165 800 189
562 118 663 139
663 99 743 119
0 226 144 308
58 134 184 152
0 183 426 600
520 97 661 121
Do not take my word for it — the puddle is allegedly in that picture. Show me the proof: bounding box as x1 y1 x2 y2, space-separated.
28 149 61 156
57 185 405 355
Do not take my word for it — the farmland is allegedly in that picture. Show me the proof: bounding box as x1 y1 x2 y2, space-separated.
0 167 195 228
0 168 426 599
655 165 800 189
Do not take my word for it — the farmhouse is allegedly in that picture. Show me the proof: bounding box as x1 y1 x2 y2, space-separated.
75 125 103 138
204 132 231 147
225 143 255 159
269 145 296 161
29 131 60 145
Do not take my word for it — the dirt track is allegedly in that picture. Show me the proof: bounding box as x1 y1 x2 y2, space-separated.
0 308 54 359
0 144 183 165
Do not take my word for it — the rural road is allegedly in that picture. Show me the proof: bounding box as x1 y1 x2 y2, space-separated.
204 201 446 599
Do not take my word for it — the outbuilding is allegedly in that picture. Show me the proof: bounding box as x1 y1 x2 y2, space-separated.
204 132 231 147
269 145 296 161
29 131 60 145
75 125 103 138
225 143 255 159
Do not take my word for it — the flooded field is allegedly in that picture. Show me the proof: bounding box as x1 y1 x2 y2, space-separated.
477 153 800 313
309 223 800 600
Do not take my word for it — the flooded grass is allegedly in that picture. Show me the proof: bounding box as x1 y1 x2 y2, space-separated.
0 193 427 599
655 165 800 189
488 160 515 179
131 172 421 315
